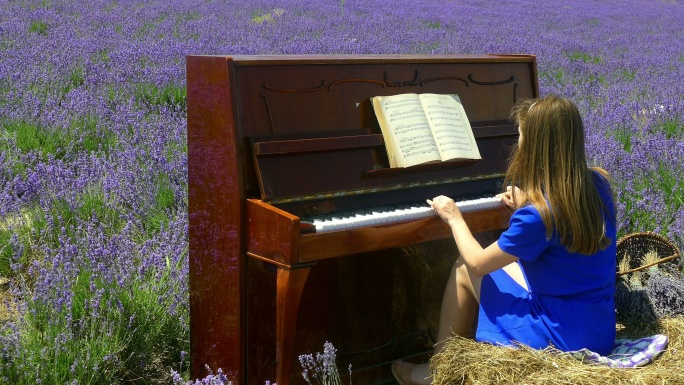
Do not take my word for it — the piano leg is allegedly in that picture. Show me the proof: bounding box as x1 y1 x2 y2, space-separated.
276 265 312 385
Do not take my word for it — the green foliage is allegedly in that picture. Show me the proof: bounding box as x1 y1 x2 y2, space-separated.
41 186 123 246
12 272 123 384
616 161 683 238
0 77 10 97
0 228 12 276
78 186 122 229
69 115 117 154
62 66 86 94
115 254 190 382
164 140 187 164
567 51 603 64
411 41 441 54
1 118 117 166
93 48 111 64
134 21 156 39
540 68 565 83
28 20 48 35
657 119 684 139
0 207 44 277
135 82 187 108
143 175 176 235
45 199 77 242
106 84 120 104
612 127 632 152
655 163 684 225
155 178 176 210
179 10 202 22
619 69 637 81
4 120 70 159
3 251 188 384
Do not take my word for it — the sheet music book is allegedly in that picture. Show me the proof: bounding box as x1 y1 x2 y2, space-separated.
372 93 481 168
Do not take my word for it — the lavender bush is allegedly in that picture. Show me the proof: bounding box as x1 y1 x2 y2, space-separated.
0 0 682 383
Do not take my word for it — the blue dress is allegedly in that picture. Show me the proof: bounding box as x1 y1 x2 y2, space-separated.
476 173 617 355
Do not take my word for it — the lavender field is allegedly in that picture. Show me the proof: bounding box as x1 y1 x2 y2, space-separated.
0 0 683 383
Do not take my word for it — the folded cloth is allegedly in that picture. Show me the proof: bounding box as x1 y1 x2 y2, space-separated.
566 334 668 368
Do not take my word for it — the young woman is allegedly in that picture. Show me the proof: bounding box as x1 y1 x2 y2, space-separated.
392 94 617 385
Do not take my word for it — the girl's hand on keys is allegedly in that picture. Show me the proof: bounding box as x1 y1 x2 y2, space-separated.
427 195 462 224
496 186 525 209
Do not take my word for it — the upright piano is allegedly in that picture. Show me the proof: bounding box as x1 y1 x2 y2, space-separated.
187 54 539 384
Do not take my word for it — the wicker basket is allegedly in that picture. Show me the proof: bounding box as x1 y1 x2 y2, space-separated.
616 231 682 277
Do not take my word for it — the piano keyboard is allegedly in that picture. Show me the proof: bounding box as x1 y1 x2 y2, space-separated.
302 195 502 233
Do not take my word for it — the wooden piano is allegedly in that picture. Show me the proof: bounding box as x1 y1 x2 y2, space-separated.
187 54 539 384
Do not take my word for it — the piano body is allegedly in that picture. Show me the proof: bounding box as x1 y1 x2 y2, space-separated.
187 54 539 384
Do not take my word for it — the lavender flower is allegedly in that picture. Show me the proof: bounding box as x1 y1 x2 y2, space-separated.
647 267 684 319
299 342 349 385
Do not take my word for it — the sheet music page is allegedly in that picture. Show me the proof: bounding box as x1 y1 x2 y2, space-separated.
419 93 481 161
373 93 441 168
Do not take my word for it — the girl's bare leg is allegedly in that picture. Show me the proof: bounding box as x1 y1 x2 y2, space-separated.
435 257 482 351
394 258 481 385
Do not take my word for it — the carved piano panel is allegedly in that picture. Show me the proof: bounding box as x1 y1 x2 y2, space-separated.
187 54 539 385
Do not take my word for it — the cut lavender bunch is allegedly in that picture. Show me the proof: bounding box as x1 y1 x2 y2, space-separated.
299 341 351 385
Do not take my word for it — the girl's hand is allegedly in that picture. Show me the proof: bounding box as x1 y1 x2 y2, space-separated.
496 186 525 209
427 195 462 224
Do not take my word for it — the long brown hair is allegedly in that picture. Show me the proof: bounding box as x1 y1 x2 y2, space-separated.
505 94 615 255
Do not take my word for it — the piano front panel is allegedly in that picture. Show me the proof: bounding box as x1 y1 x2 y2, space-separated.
231 55 537 194
252 128 518 202
234 57 536 134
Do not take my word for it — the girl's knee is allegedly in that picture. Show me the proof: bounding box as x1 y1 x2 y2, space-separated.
455 258 482 301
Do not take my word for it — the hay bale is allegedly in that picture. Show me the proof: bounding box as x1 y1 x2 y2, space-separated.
430 317 684 385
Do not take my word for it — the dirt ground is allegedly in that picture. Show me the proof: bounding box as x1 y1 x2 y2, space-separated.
0 277 16 323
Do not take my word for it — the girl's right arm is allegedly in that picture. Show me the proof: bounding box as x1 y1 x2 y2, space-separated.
429 195 518 277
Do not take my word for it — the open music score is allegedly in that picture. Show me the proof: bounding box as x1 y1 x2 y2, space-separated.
372 93 481 168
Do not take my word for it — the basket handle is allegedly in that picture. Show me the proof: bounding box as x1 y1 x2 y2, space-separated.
617 253 681 277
